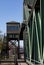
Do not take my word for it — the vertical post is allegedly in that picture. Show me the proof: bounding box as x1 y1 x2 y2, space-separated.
41 0 44 63
23 29 27 60
18 40 20 59
6 35 9 58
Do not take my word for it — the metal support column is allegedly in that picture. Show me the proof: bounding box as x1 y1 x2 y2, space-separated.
41 0 44 63
18 40 20 59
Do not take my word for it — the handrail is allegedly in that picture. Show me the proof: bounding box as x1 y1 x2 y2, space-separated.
0 59 25 63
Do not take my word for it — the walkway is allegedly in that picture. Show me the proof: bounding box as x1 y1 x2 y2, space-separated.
0 55 28 65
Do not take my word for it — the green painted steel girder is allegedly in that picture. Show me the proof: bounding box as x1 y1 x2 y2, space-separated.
41 0 44 62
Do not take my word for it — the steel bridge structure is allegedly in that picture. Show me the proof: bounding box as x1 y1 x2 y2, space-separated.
1 0 44 65
22 0 44 64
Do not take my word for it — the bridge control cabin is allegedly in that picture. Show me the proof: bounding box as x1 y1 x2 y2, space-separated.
6 21 21 59
6 21 20 40
6 21 25 59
